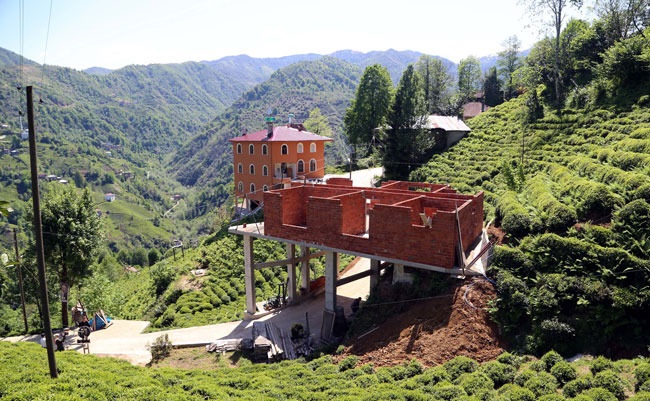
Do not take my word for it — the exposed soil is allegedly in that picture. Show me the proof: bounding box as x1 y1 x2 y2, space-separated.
339 278 506 368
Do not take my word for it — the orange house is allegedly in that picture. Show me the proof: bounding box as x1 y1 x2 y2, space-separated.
230 121 332 208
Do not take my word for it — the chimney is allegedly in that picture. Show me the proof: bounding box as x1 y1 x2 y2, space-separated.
288 113 294 125
265 116 275 137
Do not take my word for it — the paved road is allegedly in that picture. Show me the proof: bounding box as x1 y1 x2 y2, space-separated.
325 167 383 187
3 258 371 365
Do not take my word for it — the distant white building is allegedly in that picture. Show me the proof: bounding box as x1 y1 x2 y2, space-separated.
105 193 116 202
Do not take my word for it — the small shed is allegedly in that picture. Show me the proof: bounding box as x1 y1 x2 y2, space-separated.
105 193 116 202
424 115 471 149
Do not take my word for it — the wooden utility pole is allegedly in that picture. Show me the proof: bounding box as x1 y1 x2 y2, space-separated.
26 86 58 378
12 228 28 333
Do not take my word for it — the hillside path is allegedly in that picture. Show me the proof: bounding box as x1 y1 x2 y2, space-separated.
3 258 371 365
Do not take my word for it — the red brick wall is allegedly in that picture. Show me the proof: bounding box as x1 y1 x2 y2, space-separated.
261 182 484 270
327 177 353 186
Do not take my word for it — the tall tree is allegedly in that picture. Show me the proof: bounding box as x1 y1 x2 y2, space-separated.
497 35 523 99
483 67 504 107
414 55 453 114
457 56 482 103
595 0 649 41
383 65 427 180
343 64 393 158
524 0 583 108
39 186 103 327
303 107 332 137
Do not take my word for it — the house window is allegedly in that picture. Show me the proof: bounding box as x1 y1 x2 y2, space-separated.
262 144 268 155
238 163 243 174
297 143 304 153
263 185 269 192
310 143 316 152
250 183 256 193
262 165 268 176
297 160 304 173
309 159 316 172
237 144 242 154
281 144 288 155
238 181 243 192
249 144 254 154
249 164 255 175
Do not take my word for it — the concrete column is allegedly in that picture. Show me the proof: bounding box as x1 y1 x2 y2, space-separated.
286 243 296 303
243 235 256 318
369 259 380 292
325 251 339 313
300 247 310 295
393 263 414 284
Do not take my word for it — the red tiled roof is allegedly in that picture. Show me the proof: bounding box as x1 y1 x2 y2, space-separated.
229 125 332 142
462 102 489 119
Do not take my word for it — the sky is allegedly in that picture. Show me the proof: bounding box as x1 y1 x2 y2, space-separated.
0 0 577 71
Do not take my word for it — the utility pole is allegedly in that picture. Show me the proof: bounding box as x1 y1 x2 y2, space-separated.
26 86 58 379
12 228 28 333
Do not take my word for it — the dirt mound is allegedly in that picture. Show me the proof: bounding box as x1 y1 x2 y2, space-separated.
340 278 505 368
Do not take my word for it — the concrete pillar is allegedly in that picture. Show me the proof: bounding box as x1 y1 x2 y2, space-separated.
393 263 414 284
369 259 380 292
286 243 296 303
325 251 339 313
243 235 256 318
300 247 310 295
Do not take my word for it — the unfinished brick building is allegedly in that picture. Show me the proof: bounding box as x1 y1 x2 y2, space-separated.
263 180 484 269
230 180 487 321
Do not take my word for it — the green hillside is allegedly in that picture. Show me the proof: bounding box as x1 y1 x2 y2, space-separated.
2 341 650 400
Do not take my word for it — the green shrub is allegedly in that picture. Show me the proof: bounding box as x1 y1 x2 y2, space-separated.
591 356 615 375
550 361 577 385
540 350 564 371
582 387 618 401
444 356 479 381
456 372 494 396
338 355 358 372
563 376 593 398
630 391 650 401
496 384 536 401
428 383 468 400
496 352 522 368
635 364 650 391
406 366 450 388
514 370 537 387
354 374 379 389
480 360 516 388
537 394 567 401
639 381 650 392
523 371 558 397
593 370 626 400
147 333 172 362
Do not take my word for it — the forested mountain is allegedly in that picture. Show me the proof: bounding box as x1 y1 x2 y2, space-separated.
168 56 363 188
0 47 421 252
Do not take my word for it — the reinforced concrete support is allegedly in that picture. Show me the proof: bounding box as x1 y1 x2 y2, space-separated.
370 259 380 292
243 235 256 317
301 247 310 294
324 251 339 313
286 243 297 302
